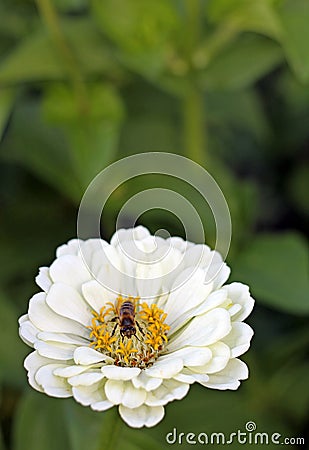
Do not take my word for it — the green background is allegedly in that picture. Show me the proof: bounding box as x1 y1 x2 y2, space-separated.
0 0 308 449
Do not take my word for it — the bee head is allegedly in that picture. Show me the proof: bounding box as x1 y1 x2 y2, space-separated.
120 326 136 338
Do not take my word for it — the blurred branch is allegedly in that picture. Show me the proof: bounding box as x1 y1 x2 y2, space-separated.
35 0 89 114
183 0 206 165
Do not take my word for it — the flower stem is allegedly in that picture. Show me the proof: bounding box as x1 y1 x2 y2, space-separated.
182 0 206 165
35 0 89 114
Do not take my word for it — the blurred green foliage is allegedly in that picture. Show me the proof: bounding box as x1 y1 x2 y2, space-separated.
0 0 308 449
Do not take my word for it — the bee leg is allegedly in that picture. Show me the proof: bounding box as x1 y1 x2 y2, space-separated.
136 321 145 336
111 322 118 336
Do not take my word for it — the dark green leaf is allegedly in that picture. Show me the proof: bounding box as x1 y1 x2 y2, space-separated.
0 100 82 201
92 0 179 78
43 82 124 186
0 87 15 141
231 233 309 314
277 0 309 83
206 0 281 38
199 34 283 90
0 19 118 85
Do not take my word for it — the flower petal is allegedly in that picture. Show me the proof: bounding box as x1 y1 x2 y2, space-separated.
72 379 107 406
111 226 150 247
200 358 249 390
19 319 39 346
190 342 230 374
164 268 213 326
28 292 88 337
167 308 231 351
49 255 92 290
35 364 72 397
144 358 183 379
74 347 112 365
54 365 93 378
37 332 88 345
101 365 140 380
56 239 80 257
35 267 52 292
68 371 105 386
82 280 117 312
34 341 75 360
222 322 254 357
24 351 55 392
119 404 164 428
105 380 146 408
163 347 212 367
225 283 255 322
132 371 162 391
46 283 91 325
145 379 189 406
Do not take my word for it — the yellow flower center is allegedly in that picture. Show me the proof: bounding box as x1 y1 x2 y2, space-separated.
88 295 170 368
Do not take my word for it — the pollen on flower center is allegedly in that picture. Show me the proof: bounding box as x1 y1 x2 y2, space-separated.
88 295 170 368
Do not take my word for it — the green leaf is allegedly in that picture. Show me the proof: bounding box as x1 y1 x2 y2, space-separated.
276 0 309 83
206 0 281 38
231 232 309 314
0 87 15 141
43 82 124 186
13 393 71 450
0 19 117 85
0 291 28 385
92 0 179 78
0 100 82 202
199 34 283 90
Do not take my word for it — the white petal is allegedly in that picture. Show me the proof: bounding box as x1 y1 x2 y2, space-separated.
101 365 140 380
54 365 93 378
18 314 28 325
68 371 105 386
82 280 116 312
35 364 72 397
173 369 210 384
24 351 54 392
165 268 213 325
145 379 189 406
37 332 88 345
111 227 150 247
29 292 88 337
200 358 249 390
91 401 114 412
132 372 162 391
56 239 80 257
46 283 91 325
119 404 164 428
164 347 212 367
34 341 75 360
105 380 146 408
191 342 230 374
225 283 255 322
73 347 112 365
222 322 254 357
19 320 39 346
35 267 52 292
72 379 107 406
49 254 92 291
144 358 183 379
167 308 231 351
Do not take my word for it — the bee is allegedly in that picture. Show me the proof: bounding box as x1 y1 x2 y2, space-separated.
111 297 144 339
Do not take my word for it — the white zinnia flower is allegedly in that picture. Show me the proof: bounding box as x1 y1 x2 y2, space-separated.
19 226 254 428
